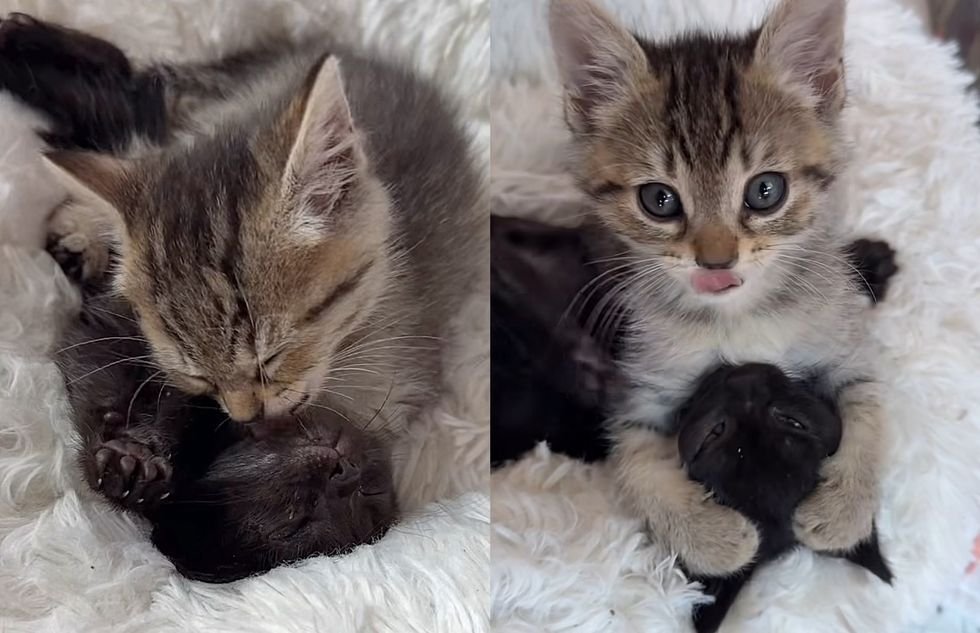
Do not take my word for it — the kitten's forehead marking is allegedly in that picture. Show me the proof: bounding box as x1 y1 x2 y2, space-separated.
648 33 758 173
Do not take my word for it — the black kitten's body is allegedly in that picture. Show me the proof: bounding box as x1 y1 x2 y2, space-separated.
676 363 892 633
56 292 397 583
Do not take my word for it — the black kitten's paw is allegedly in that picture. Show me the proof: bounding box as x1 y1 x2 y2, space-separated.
92 437 173 510
848 238 898 304
46 202 110 285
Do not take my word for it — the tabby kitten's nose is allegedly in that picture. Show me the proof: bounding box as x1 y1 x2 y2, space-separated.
220 389 263 422
695 255 737 270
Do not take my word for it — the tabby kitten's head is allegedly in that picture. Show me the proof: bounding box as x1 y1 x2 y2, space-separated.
47 57 395 422
550 0 848 315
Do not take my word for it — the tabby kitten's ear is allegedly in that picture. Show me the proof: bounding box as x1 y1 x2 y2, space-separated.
755 0 847 120
548 0 648 133
279 55 366 234
43 150 130 214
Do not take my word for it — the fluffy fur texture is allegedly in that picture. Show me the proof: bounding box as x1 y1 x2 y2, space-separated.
0 1 488 631
491 0 980 631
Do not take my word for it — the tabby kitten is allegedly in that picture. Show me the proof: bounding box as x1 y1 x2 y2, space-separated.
549 0 887 576
31 25 485 431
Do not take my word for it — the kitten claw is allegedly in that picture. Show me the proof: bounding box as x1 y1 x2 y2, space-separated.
90 438 172 510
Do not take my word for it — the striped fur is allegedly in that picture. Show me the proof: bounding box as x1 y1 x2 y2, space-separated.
45 39 486 430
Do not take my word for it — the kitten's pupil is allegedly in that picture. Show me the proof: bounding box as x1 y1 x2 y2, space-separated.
638 183 683 219
744 172 787 212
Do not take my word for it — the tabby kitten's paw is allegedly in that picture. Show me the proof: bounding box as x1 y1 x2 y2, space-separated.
793 466 875 551
651 495 760 577
47 203 110 284
91 435 173 510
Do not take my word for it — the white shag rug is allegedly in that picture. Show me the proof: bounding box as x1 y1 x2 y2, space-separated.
0 1 489 632
490 0 980 631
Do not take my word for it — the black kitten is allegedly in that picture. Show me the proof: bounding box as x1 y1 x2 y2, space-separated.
491 215 617 466
489 214 899 467
677 363 893 633
56 292 398 583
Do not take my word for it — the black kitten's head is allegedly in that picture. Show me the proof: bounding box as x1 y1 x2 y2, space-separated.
56 293 191 434
58 294 397 583
677 363 841 519
151 413 397 583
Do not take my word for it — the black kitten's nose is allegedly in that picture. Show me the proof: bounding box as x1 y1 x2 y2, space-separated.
331 458 362 497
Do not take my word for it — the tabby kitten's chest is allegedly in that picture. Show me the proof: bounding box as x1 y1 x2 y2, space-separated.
617 302 862 431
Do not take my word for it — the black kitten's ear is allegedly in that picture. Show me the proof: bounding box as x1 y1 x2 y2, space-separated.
834 525 894 584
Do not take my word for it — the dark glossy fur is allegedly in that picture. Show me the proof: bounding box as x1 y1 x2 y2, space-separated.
56 290 398 583
489 214 897 467
0 13 168 151
677 363 892 633
490 215 617 466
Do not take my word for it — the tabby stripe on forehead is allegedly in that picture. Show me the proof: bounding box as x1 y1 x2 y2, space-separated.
159 301 196 350
216 186 256 347
302 260 375 323
720 64 741 162
664 64 694 166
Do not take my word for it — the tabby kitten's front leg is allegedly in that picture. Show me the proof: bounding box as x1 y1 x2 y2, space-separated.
794 380 883 550
614 427 760 576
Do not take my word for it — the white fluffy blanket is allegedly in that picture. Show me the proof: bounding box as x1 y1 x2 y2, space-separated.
0 1 489 632
490 0 980 631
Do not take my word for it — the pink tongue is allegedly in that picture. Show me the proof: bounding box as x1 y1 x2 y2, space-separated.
692 270 742 294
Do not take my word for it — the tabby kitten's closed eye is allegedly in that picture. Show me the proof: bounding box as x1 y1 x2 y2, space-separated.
43 44 485 426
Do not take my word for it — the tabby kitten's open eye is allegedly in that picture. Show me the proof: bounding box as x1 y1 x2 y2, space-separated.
744 172 787 213
638 183 683 219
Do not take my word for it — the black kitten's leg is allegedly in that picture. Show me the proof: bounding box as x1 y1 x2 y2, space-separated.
846 239 899 304
690 568 755 633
